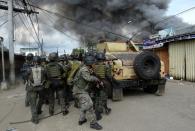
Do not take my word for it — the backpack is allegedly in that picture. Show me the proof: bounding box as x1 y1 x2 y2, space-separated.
67 61 82 85
31 66 43 87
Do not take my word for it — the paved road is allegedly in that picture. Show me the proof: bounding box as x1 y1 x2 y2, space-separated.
1 80 195 131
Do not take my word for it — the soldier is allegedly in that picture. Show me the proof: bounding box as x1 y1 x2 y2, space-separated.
93 52 112 118
67 53 83 108
26 56 46 124
40 56 47 68
46 52 69 116
36 56 50 112
58 54 71 106
21 53 34 107
73 54 103 130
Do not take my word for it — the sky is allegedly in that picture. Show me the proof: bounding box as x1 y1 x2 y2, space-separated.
167 0 195 24
0 0 195 55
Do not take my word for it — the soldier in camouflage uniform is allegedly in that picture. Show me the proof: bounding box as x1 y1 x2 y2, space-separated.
67 53 84 108
36 56 50 112
73 54 103 130
92 52 112 120
46 52 69 116
40 56 47 68
21 53 34 107
26 56 47 124
58 54 71 106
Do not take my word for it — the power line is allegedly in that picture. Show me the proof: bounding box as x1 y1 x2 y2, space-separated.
17 13 39 45
15 0 41 47
25 3 130 40
0 13 7 18
0 13 18 28
28 15 41 45
40 10 80 42
155 6 195 27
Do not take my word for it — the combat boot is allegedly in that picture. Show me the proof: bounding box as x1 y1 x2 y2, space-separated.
62 110 69 116
78 118 87 125
31 117 39 124
49 110 54 116
105 107 112 115
90 122 103 130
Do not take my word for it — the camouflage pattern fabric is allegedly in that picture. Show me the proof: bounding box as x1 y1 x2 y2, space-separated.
21 61 34 107
46 62 67 114
27 65 46 123
75 93 96 124
73 65 98 124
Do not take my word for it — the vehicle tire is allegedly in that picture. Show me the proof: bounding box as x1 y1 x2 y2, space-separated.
134 51 160 80
143 85 158 94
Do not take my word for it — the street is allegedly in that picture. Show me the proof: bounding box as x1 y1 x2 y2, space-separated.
0 80 195 131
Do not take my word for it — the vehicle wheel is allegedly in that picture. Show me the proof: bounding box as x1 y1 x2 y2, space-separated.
112 83 123 101
143 85 158 94
134 51 160 80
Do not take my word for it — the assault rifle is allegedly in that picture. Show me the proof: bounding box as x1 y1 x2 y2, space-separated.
89 68 104 89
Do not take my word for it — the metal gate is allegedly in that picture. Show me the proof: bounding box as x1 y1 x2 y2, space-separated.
185 41 195 81
169 41 185 80
169 40 195 81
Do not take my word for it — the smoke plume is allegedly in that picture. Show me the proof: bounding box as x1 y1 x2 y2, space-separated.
32 0 187 43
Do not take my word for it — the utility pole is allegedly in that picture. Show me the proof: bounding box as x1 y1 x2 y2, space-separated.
0 36 8 90
41 38 43 56
8 0 15 85
0 0 39 85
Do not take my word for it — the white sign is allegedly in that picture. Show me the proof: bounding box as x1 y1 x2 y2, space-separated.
143 43 164 49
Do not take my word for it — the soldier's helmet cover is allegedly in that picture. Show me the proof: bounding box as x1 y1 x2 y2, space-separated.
33 56 41 64
26 53 34 61
84 53 96 65
96 52 106 61
49 52 58 61
59 54 68 61
59 55 65 61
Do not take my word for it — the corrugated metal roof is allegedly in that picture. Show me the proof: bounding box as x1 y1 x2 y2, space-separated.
143 33 195 49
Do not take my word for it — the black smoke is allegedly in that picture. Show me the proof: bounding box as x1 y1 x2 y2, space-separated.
32 0 187 43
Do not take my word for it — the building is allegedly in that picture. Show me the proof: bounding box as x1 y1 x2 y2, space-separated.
0 51 25 82
143 33 195 81
20 48 39 56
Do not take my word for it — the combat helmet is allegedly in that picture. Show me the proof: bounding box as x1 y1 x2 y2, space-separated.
48 52 58 62
59 54 68 61
33 56 41 64
84 53 96 65
96 52 106 61
26 53 34 61
59 55 65 61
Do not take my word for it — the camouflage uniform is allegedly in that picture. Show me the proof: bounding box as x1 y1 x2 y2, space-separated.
93 55 112 115
73 65 98 125
46 61 68 115
36 59 50 112
26 57 46 124
58 56 71 106
21 54 34 107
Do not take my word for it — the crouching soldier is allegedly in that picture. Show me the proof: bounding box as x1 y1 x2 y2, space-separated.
26 56 46 124
73 54 102 130
46 52 69 116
